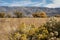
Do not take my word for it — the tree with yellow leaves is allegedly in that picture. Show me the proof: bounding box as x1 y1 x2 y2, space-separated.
32 11 47 18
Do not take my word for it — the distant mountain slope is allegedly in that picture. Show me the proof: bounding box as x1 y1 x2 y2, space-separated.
0 6 60 17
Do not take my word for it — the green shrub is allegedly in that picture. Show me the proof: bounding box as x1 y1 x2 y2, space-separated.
14 11 24 18
0 12 5 18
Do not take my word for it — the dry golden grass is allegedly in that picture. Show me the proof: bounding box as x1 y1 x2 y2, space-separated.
0 18 60 40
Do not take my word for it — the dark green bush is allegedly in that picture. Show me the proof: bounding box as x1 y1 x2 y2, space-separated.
0 12 5 18
14 11 24 18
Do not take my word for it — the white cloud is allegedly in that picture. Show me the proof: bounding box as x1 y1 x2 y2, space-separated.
32 3 43 7
0 0 47 7
9 1 39 6
9 0 46 7
46 0 60 8
0 0 60 8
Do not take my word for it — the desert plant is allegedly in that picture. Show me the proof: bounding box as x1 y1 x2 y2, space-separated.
6 14 12 18
9 23 49 40
43 17 60 40
14 11 24 18
32 11 47 18
0 12 5 18
54 14 60 17
9 17 60 40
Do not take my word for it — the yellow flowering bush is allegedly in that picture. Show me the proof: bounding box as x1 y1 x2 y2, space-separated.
9 23 49 40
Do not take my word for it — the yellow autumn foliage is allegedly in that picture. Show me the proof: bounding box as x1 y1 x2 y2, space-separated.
32 11 47 18
10 23 49 40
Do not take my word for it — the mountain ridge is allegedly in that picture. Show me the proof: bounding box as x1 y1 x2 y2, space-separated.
0 6 60 17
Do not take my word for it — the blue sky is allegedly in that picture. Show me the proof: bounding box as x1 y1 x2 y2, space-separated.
0 0 60 8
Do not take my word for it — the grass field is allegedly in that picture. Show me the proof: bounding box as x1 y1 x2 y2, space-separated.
0 18 60 40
